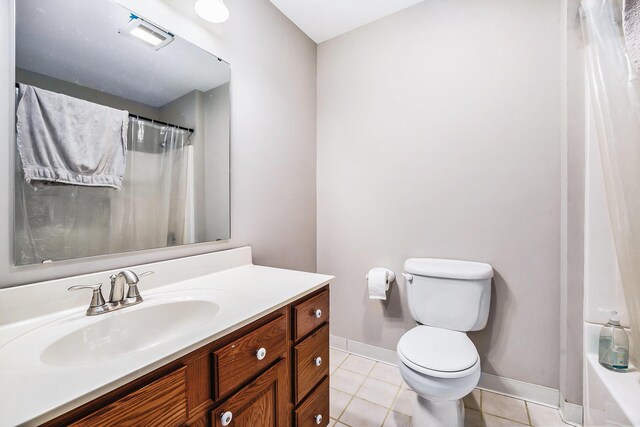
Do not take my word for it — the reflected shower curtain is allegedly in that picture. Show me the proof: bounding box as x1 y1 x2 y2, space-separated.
15 118 194 265
582 0 640 364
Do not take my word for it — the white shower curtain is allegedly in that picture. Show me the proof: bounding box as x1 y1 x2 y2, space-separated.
582 0 640 365
15 118 194 265
108 119 193 253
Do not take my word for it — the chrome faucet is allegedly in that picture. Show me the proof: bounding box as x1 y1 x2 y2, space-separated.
109 269 141 303
69 270 153 316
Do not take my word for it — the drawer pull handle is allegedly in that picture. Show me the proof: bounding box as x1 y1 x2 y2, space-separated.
314 356 322 367
220 411 233 426
256 347 267 360
314 309 322 319
314 414 323 425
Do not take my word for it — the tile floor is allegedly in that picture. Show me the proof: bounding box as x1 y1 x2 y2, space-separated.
328 348 573 427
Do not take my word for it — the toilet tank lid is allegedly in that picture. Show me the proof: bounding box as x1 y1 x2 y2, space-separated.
404 258 493 280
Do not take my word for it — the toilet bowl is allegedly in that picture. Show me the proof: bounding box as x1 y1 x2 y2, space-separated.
397 326 481 427
397 258 493 427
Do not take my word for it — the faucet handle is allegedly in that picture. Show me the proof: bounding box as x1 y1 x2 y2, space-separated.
125 271 153 301
68 284 107 316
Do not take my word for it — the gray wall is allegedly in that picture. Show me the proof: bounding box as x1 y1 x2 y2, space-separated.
16 68 161 119
317 0 562 390
0 0 317 287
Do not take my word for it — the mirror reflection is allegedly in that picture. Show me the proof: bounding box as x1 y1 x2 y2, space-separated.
14 0 231 266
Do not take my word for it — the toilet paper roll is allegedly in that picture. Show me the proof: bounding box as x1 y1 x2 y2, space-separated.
367 268 392 300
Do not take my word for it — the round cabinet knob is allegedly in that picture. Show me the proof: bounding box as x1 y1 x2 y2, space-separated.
220 411 233 426
314 356 322 367
314 309 322 319
256 347 267 361
314 414 323 425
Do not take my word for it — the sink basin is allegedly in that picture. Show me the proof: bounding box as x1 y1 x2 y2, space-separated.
0 290 227 370
40 299 219 367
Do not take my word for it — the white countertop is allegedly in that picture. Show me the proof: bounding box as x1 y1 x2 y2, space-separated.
0 247 333 427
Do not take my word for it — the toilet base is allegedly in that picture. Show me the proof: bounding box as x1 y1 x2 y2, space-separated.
412 396 465 427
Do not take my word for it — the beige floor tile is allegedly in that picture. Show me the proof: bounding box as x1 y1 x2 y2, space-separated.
330 348 349 366
330 387 353 419
482 391 530 425
391 386 417 417
340 354 377 376
465 408 482 427
356 377 400 408
340 397 389 427
330 364 338 375
383 411 411 427
331 367 367 395
481 413 528 426
463 388 481 411
328 419 336 427
335 423 349 427
526 402 567 426
369 362 403 386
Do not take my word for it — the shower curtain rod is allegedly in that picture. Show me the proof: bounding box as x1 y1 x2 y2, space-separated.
130 114 194 133
15 83 195 133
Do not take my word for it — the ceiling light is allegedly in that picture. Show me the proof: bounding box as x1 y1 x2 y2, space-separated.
119 15 174 50
194 0 230 23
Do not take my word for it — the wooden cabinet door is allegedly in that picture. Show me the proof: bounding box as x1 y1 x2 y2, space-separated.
211 359 289 427
69 367 187 427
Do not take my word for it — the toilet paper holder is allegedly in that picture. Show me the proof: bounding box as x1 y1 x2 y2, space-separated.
366 268 395 300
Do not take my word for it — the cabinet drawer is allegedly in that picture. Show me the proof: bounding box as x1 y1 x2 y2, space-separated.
70 366 187 427
213 315 287 399
294 376 329 427
294 324 329 403
293 289 329 341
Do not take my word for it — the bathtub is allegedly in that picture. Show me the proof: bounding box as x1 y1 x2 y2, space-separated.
583 323 640 426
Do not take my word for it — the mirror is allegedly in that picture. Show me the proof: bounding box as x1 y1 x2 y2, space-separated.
14 0 231 266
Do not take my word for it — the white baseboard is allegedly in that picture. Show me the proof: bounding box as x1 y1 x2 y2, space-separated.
477 372 560 408
329 335 347 351
330 334 583 423
559 393 584 426
330 334 397 364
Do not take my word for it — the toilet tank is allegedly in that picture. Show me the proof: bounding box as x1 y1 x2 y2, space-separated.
404 258 493 332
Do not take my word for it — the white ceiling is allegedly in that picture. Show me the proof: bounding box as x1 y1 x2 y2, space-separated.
268 0 424 43
16 0 230 108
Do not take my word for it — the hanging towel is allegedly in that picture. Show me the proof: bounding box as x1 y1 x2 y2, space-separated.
16 84 128 189
624 0 640 73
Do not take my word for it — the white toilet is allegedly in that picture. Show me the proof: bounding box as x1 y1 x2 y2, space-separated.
397 258 493 427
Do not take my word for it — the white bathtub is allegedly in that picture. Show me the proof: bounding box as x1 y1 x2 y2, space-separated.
583 323 640 427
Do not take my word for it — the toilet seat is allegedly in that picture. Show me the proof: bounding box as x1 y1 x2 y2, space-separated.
397 326 479 379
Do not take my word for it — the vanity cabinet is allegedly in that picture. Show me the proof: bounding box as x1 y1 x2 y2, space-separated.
41 286 329 427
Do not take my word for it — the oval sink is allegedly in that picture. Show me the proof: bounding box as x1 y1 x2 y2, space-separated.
40 298 219 367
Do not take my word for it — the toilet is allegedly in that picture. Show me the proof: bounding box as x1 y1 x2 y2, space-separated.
397 258 493 427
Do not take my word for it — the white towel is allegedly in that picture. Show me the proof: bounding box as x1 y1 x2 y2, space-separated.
624 0 640 73
16 84 128 189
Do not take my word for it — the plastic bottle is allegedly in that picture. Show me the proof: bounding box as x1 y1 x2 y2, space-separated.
598 310 629 370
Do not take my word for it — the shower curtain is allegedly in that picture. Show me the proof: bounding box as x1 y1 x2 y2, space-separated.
582 0 640 365
14 118 194 265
